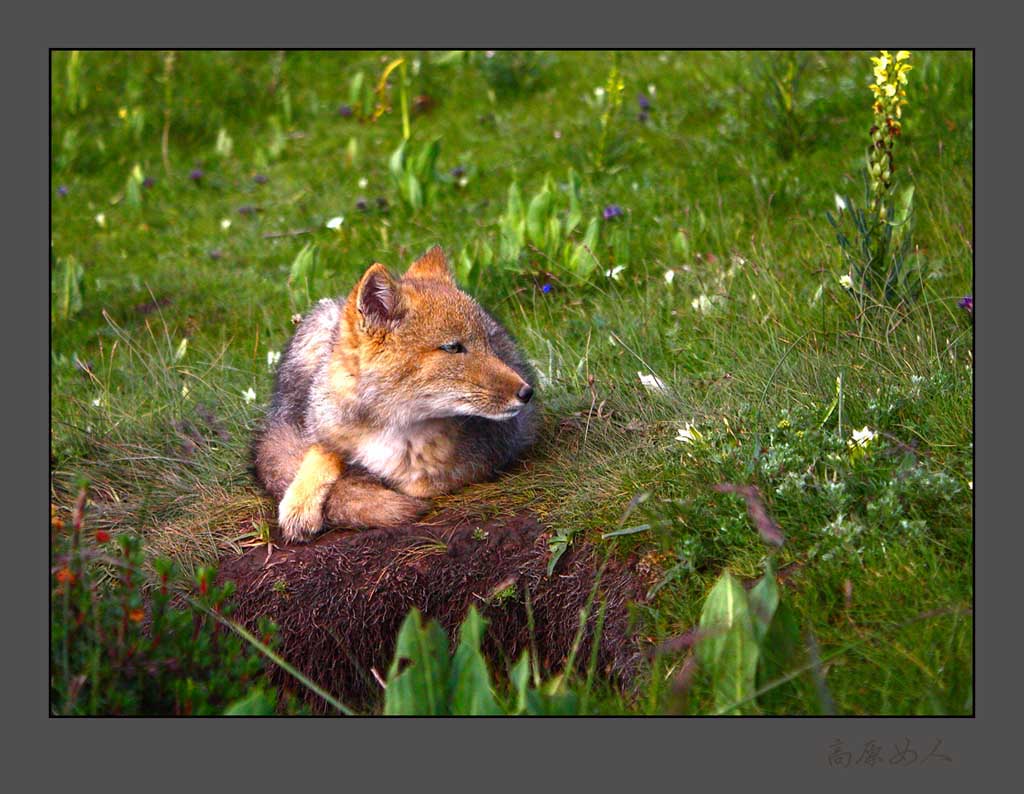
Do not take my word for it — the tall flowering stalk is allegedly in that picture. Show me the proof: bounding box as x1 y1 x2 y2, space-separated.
867 51 912 219
828 50 918 303
595 53 625 171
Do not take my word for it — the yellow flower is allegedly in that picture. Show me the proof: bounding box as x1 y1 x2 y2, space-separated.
895 50 911 61
117 106 128 119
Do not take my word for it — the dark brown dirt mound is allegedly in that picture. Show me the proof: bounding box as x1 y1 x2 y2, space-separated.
217 510 646 712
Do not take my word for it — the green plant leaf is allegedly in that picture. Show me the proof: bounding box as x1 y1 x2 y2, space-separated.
287 242 319 307
697 571 760 715
389 140 407 182
526 182 553 247
348 70 365 110
384 608 451 715
510 651 531 714
747 558 780 645
54 255 84 322
223 688 277 715
566 168 583 234
403 171 423 211
411 137 441 183
448 606 502 715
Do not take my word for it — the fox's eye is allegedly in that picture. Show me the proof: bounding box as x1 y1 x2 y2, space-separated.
439 341 465 354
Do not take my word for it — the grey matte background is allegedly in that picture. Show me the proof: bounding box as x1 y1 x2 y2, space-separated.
15 0 1014 789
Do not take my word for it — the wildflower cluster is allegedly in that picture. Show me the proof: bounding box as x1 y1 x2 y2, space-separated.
867 51 912 218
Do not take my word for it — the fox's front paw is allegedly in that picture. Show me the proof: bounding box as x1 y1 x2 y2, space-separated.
277 487 326 543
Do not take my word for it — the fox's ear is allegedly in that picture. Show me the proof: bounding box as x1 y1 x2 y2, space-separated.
405 245 454 283
355 263 404 331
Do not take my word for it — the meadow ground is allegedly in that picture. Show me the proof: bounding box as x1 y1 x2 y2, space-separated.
50 50 973 715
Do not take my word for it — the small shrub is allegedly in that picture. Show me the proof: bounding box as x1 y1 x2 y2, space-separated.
51 488 279 715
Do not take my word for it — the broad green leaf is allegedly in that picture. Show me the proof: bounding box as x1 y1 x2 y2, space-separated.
526 183 553 246
287 242 319 306
758 598 801 684
546 215 562 254
223 688 277 716
505 181 524 228
697 571 760 715
747 558 780 645
510 652 531 714
403 171 423 211
55 255 84 321
348 70 365 109
449 606 502 715
457 247 475 285
431 50 466 66
411 138 441 183
389 140 407 182
384 609 451 715
566 168 582 234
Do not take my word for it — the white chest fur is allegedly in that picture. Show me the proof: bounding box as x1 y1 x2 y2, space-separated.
348 421 451 485
350 427 410 481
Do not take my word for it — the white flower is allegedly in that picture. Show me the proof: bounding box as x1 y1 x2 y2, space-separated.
174 338 189 362
325 215 344 230
91 396 104 408
675 422 702 444
849 426 877 448
458 176 469 188
553 129 562 140
839 274 854 290
834 194 847 212
242 387 257 404
647 83 657 96
266 350 281 371
220 218 232 230
604 265 625 281
691 294 713 314
358 177 368 189
594 87 606 99
664 269 675 285
638 371 668 393
968 481 973 491
95 213 106 228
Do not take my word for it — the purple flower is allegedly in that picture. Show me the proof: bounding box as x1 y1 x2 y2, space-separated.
376 196 389 211
237 204 258 216
603 204 624 221
638 93 651 112
142 177 155 189
958 295 973 315
451 166 466 179
57 185 69 197
189 168 204 182
541 283 553 294
338 104 354 118
253 173 268 185
355 198 368 211
209 249 223 261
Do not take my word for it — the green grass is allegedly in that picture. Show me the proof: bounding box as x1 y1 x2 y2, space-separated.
50 49 973 715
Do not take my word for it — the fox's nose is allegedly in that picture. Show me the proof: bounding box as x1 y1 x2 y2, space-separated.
516 384 534 404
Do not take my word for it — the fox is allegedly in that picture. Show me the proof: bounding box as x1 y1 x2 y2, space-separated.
252 245 538 543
